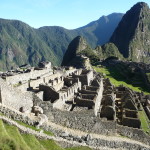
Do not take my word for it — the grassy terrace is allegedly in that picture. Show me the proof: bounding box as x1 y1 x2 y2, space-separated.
146 73 150 83
138 110 150 133
94 66 150 95
0 119 92 150
94 66 150 133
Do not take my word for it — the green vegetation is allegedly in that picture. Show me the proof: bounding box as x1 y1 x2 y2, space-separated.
110 2 150 63
100 43 124 60
39 140 64 150
22 134 45 150
138 109 150 133
94 66 150 133
0 13 123 71
16 120 40 131
16 120 54 136
146 73 150 83
94 66 150 94
5 123 31 150
78 49 100 65
0 119 92 150
0 120 17 150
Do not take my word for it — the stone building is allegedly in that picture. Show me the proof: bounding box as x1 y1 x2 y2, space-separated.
0 62 149 131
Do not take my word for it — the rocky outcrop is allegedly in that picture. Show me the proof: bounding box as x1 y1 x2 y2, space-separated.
110 2 150 63
61 36 89 66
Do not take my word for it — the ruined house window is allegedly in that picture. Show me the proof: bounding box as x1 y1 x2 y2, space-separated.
19 107 24 112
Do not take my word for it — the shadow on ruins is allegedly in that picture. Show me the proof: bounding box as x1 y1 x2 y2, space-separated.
0 61 150 147
101 58 150 94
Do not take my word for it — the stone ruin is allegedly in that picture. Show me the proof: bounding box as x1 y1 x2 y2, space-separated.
0 61 150 147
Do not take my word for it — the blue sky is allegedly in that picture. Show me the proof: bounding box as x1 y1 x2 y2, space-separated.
0 0 150 29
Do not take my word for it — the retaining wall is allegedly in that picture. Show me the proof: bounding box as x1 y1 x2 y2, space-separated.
0 78 33 112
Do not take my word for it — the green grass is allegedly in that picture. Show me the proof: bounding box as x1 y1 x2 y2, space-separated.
39 140 64 150
138 110 150 133
22 134 45 150
146 73 150 83
94 66 150 133
0 120 27 150
1 112 54 136
0 119 93 150
16 120 54 136
94 66 150 95
0 120 18 150
5 123 31 150
16 120 40 131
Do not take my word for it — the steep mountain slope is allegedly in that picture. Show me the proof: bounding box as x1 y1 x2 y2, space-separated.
77 13 123 46
110 2 150 63
0 19 59 70
95 43 124 60
0 13 123 71
61 36 123 67
61 36 91 67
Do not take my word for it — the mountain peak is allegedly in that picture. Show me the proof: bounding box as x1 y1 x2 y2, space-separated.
110 2 150 63
134 2 148 7
61 36 89 66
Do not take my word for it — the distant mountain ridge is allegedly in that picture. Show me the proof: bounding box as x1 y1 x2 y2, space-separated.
0 13 123 70
78 13 124 45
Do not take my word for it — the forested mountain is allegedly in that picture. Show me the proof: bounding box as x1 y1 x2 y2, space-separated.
110 2 150 63
0 13 123 70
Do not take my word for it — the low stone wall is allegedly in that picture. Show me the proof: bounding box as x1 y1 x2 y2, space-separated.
0 78 33 112
0 103 150 149
35 100 150 146
94 79 103 116
59 81 81 103
44 72 62 83
117 125 150 146
17 82 29 92
6 69 51 85
145 106 150 119
122 116 141 128
30 78 44 89
39 84 59 102
0 104 34 125
75 98 94 107
36 100 116 136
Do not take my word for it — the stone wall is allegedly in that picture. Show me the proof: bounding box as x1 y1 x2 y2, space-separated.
39 84 59 102
49 77 64 91
44 72 63 83
34 93 150 147
1 114 150 150
17 72 63 92
122 117 141 128
145 106 150 119
65 68 78 76
6 69 52 85
94 79 103 116
35 100 117 136
59 81 81 103
117 125 150 146
0 78 33 112
0 103 34 124
17 82 29 92
72 70 93 86
75 98 95 107
0 101 150 148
